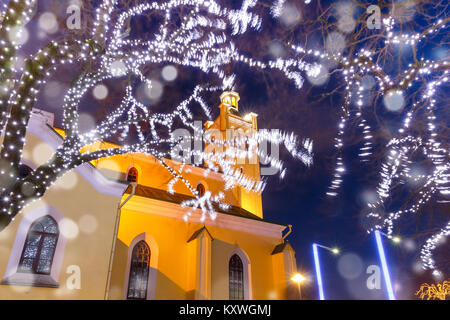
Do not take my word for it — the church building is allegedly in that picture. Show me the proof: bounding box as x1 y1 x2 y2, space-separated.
0 92 298 300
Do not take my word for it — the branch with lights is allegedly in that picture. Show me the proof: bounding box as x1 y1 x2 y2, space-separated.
0 0 315 230
269 1 449 274
416 279 450 300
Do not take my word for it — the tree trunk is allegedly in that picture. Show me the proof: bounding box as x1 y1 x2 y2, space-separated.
0 154 72 231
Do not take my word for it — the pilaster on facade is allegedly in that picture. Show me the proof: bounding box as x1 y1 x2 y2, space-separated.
187 227 213 300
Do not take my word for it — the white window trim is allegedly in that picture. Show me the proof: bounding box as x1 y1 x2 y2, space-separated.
123 233 159 300
228 247 252 300
1 206 67 288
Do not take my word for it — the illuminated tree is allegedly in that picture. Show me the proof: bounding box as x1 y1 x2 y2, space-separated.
0 0 315 230
415 279 450 300
267 0 449 273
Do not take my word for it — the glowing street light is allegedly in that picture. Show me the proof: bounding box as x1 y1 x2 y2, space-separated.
312 243 340 300
378 231 402 245
392 236 401 244
374 230 396 300
291 273 306 300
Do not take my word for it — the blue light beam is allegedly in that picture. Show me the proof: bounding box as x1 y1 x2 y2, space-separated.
312 243 325 300
374 230 396 300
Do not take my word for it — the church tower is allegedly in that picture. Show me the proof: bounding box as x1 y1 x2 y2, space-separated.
204 91 263 218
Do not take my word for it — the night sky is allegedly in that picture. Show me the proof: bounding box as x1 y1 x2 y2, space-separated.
8 0 449 299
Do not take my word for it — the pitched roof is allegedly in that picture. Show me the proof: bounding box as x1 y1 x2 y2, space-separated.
271 241 293 255
124 184 268 222
187 226 214 242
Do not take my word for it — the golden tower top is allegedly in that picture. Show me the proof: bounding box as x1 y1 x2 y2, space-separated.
220 91 240 110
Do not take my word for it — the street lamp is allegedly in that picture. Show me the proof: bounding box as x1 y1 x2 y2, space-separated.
378 230 402 245
312 243 340 300
291 273 306 300
374 230 397 300
392 236 401 244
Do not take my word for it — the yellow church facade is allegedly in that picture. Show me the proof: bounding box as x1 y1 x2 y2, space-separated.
0 92 298 300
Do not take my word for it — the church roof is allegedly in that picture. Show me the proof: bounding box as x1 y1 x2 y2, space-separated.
124 184 268 222
271 241 293 255
187 226 214 242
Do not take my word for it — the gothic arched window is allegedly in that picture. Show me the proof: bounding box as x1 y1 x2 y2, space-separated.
18 215 59 275
127 240 150 299
127 167 138 183
229 254 244 300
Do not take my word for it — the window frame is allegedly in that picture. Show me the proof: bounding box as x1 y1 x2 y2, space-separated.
1 206 67 288
227 248 252 300
126 240 151 300
122 233 159 300
127 167 139 183
17 215 59 275
229 254 244 300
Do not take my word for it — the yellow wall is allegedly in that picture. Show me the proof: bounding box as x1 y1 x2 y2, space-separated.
0 135 122 299
86 94 264 219
108 199 288 300
0 106 290 300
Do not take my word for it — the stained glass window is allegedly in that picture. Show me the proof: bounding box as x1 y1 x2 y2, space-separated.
127 240 151 299
18 215 59 275
229 254 244 300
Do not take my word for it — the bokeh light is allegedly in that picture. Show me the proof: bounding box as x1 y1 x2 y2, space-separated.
110 60 127 77
337 253 363 280
59 218 79 239
383 90 405 112
8 26 29 46
161 65 178 82
32 143 54 165
38 12 58 34
78 214 98 234
307 64 329 86
53 170 78 190
278 3 301 27
78 113 96 133
93 84 108 100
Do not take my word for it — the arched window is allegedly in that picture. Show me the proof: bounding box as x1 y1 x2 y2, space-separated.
127 240 150 299
18 215 59 275
127 167 138 183
229 254 244 300
196 183 205 197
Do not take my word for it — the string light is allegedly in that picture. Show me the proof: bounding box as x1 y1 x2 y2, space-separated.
292 12 449 272
416 279 450 300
